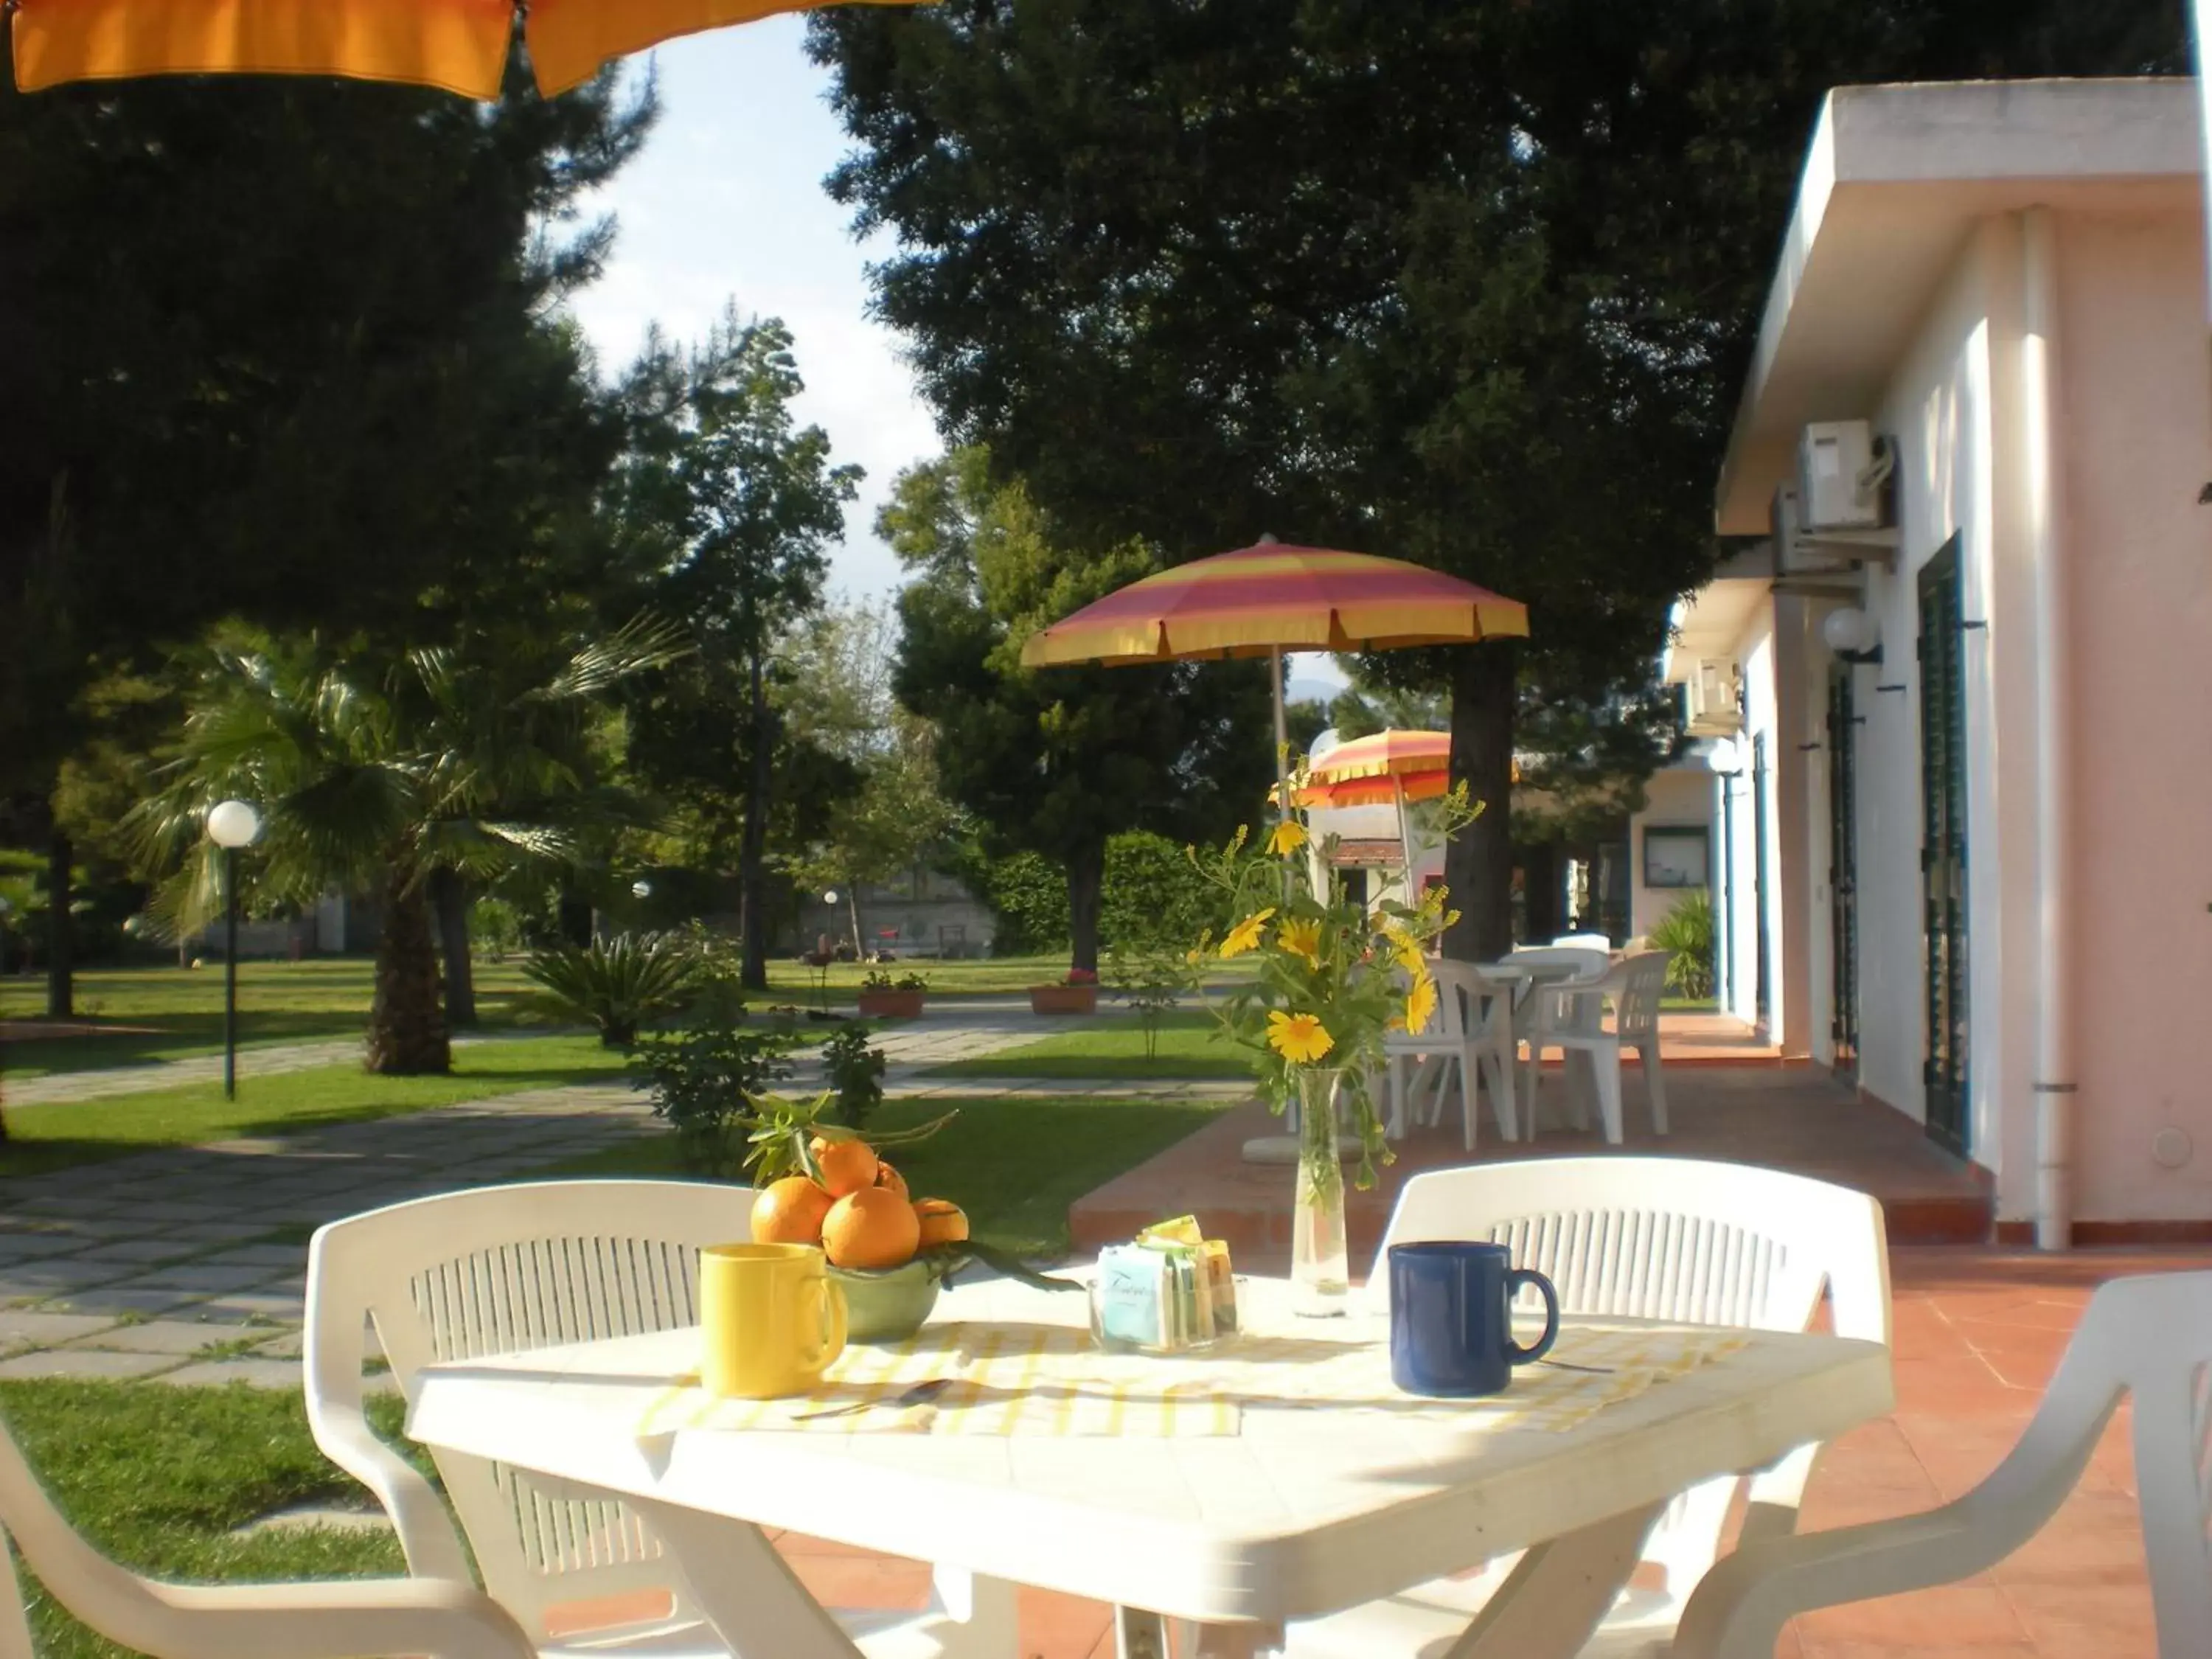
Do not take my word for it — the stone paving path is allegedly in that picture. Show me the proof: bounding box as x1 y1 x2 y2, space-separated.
0 1008 1241 1388
4 1029 526 1108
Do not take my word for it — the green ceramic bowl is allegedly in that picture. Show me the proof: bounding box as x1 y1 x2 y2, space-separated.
830 1259 942 1343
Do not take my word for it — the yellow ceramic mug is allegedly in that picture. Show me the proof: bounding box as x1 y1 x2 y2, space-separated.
699 1242 847 1399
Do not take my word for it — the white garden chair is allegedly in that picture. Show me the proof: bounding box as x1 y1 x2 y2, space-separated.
0 1408 533 1659
1290 1157 1891 1659
305 1180 1014 1659
1382 961 1517 1147
1672 1269 2212 1659
1523 949 1672 1144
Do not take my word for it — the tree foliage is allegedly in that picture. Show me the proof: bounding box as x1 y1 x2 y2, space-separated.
611 310 862 987
808 0 2186 955
881 448 1268 972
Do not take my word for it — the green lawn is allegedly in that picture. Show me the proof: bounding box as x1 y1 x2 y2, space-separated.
923 1010 1254 1082
0 1036 627 1179
0 1379 412 1659
549 1091 1230 1260
0 959 541 1079
760 953 1259 1001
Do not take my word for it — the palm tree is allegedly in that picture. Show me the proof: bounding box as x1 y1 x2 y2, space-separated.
129 619 684 1074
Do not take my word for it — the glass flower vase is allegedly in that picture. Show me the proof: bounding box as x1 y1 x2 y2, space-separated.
1290 1066 1351 1316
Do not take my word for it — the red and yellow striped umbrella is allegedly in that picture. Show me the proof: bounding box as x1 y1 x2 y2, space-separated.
1288 730 1519 809
1019 540 1526 668
9 0 928 100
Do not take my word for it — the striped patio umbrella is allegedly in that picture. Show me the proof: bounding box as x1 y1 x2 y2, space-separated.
1020 536 1526 827
9 0 928 99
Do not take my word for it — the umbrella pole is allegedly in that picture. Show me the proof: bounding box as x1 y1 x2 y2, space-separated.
1271 644 1292 827
1394 773 1414 906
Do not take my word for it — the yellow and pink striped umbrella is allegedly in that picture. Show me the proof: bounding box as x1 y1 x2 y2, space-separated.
10 0 928 100
1019 540 1526 668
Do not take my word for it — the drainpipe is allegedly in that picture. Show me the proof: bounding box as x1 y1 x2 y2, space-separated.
2023 206 2075 1251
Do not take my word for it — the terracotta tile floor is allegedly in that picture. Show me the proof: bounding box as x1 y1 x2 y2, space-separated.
1071 1066 1994 1260
767 1245 2206 1658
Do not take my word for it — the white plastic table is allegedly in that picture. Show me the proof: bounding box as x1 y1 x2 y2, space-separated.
407 1275 1891 1659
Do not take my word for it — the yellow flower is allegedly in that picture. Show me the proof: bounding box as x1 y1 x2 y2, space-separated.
1382 925 1425 975
1266 1009 1335 1065
1267 820 1309 858
1277 917 1324 969
1218 907 1276 959
1403 970 1439 1034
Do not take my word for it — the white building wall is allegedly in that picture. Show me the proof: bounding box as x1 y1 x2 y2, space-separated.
1719 613 1777 1032
2056 206 2212 1224
1839 223 2021 1177
1629 768 1717 942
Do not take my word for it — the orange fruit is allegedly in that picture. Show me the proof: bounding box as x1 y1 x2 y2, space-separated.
751 1177 832 1245
874 1159 910 1203
821 1186 921 1270
914 1197 968 1249
810 1135 880 1198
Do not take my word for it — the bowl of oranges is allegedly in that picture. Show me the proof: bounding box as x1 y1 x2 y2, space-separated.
749 1134 970 1343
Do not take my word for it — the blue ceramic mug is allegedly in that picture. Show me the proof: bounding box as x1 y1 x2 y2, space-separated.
1388 1241 1560 1397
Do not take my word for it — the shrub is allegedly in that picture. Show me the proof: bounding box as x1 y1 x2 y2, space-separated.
522 931 701 1047
1648 891 1716 1001
1107 941 1200 1060
1102 832 1216 950
628 970 797 1175
821 1021 888 1129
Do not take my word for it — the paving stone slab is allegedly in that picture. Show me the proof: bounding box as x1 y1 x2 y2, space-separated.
0 1235 99 1265
0 1348 178 1380
159 1357 304 1390
44 1287 211 1319
0 1259 129 1294
73 1239 204 1265
254 1330 304 1358
189 1293 305 1324
122 1264 293 1294
0 1310 119 1349
153 1221 284 1245
195 1245 306 1271
65 1320 280 1356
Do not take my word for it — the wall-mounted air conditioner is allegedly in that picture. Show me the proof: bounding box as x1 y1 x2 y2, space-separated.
1682 658 1743 738
1798 420 1893 532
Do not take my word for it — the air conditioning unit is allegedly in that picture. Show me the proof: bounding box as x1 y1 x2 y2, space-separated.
1682 658 1742 738
1798 420 1893 531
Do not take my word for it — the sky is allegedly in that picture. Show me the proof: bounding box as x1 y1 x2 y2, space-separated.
563 20 1345 701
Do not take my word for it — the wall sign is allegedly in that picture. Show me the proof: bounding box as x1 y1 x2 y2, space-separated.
1644 825 1711 890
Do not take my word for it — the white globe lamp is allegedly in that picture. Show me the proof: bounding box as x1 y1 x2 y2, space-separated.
205 799 262 849
1821 605 1882 664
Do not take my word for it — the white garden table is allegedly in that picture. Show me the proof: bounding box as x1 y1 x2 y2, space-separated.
406 1273 1891 1659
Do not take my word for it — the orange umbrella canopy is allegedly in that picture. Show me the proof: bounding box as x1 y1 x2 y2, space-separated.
10 0 928 100
1291 729 1516 808
1018 541 1527 669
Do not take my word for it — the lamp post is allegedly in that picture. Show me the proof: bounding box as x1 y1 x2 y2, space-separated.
205 799 262 1101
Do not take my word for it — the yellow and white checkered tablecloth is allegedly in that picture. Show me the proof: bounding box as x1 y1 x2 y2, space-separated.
636 1320 1746 1441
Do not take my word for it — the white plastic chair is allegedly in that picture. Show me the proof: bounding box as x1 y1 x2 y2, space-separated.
1673 1270 2212 1659
1290 1157 1891 1659
0 1408 532 1659
1523 950 1672 1144
305 1180 1013 1659
1382 962 1517 1147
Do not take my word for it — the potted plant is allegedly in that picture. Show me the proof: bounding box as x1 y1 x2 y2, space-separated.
856 970 928 1020
1028 967 1099 1015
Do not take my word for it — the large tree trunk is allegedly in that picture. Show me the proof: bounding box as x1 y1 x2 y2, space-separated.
1520 840 1561 943
366 866 449 1074
1066 844 1105 975
846 886 866 960
1443 644 1519 962
430 867 476 1029
44 830 72 1020
737 647 776 992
